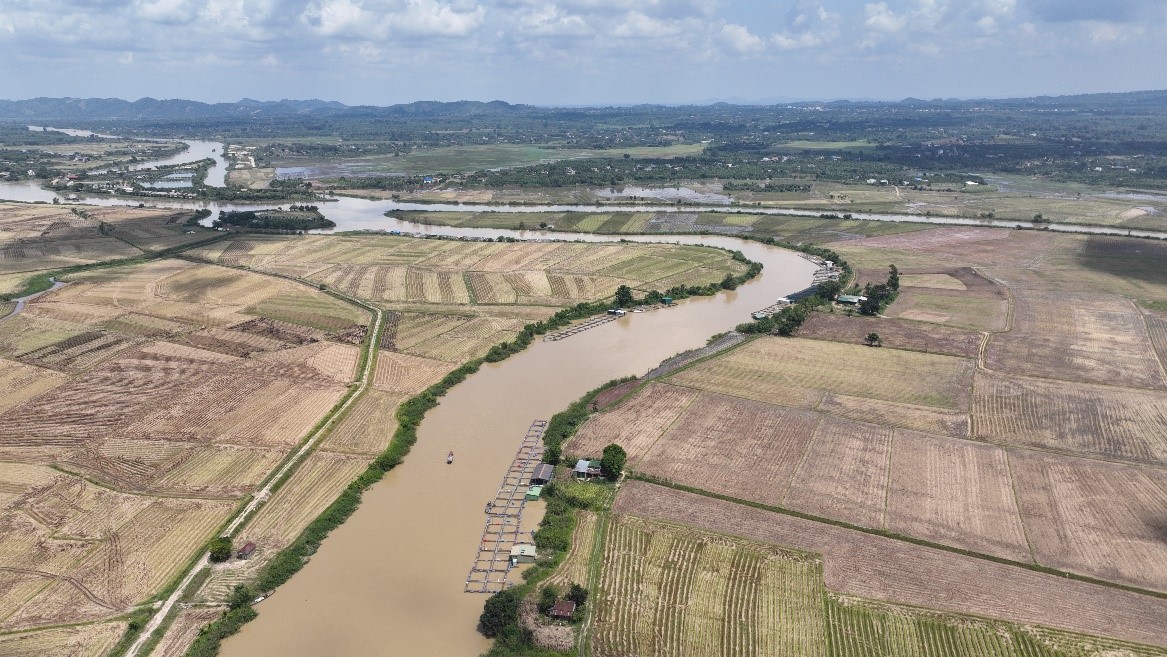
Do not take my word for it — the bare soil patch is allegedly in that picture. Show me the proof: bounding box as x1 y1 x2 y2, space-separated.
1009 449 1167 592
973 370 1167 464
985 290 1166 389
567 382 698 461
886 430 1030 562
798 312 981 358
636 391 820 508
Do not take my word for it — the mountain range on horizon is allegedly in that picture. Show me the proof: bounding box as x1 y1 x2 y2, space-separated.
2 89 1167 123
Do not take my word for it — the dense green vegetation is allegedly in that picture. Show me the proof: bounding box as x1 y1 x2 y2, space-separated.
213 207 334 231
207 537 232 563
9 90 1167 194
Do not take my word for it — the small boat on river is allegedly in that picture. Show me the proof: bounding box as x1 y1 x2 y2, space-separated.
447 451 454 464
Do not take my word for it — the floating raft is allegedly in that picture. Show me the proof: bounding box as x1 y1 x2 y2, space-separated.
465 419 548 593
543 315 617 341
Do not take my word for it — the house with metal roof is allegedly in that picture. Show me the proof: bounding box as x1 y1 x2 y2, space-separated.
510 544 537 565
573 459 602 479
530 463 555 486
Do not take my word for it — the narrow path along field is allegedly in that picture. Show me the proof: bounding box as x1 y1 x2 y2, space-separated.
123 278 383 657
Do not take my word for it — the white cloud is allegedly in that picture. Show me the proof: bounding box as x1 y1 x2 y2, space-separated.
135 0 198 24
719 23 763 54
519 5 592 37
387 0 486 37
612 11 682 39
1083 20 1141 43
865 2 906 32
303 0 373 38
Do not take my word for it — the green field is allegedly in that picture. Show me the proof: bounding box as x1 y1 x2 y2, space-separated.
277 143 705 175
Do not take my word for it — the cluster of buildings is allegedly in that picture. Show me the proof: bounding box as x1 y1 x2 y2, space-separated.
226 144 257 169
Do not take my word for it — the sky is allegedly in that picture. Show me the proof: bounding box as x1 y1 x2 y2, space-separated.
1 0 1166 105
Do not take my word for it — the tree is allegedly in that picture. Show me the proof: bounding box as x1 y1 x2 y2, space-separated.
859 297 880 316
615 285 634 307
720 274 738 290
208 536 233 563
479 588 521 637
538 585 560 615
227 584 253 610
865 332 882 347
566 584 589 609
887 264 900 291
816 279 842 300
601 443 627 481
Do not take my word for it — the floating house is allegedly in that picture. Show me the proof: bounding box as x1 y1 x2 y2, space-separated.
530 463 555 486
510 543 537 565
526 485 543 501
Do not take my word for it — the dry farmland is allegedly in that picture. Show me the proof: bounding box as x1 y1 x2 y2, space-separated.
667 336 974 411
591 515 828 657
190 234 745 306
562 224 1167 657
797 311 981 357
0 202 211 282
188 234 748 371
985 290 1165 388
613 482 1167 649
570 327 1167 590
0 255 367 634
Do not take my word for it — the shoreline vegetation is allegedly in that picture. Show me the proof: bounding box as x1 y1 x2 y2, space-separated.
170 240 766 657
213 206 335 232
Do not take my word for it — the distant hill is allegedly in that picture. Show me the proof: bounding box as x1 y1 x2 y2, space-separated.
1 90 1165 122
0 97 529 121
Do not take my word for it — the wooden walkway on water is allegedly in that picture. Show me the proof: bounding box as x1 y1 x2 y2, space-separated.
464 419 547 593
543 315 617 341
543 305 669 342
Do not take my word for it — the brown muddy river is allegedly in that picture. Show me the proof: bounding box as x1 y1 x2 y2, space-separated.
218 233 817 656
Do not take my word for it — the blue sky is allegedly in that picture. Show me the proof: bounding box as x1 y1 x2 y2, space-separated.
1 0 1165 105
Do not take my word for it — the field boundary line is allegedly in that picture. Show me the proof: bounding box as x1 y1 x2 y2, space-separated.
778 413 825 507
880 429 896 530
629 475 1167 600
1003 449 1039 565
1134 298 1167 385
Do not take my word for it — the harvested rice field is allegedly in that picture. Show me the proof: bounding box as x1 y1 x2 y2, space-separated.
614 482 1167 649
669 336 974 410
586 506 1167 657
0 255 370 632
192 234 747 307
0 622 127 657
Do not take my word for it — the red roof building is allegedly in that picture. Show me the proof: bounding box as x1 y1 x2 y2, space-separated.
550 600 576 620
